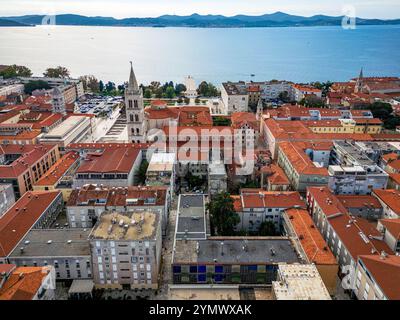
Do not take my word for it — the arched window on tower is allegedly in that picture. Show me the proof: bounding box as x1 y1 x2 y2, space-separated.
136 128 140 135
135 114 139 122
130 114 134 122
128 100 133 109
134 100 138 109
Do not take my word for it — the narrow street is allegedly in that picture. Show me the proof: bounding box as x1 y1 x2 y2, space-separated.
155 196 178 300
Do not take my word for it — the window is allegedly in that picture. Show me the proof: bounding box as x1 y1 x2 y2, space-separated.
215 265 223 273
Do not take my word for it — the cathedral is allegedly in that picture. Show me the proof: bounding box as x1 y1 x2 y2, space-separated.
125 62 146 143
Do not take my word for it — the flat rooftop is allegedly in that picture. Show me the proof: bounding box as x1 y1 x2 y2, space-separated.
173 238 300 264
147 152 176 172
272 264 331 300
208 162 226 175
334 141 375 166
90 210 159 241
176 194 206 240
9 228 91 258
169 285 240 300
42 116 89 139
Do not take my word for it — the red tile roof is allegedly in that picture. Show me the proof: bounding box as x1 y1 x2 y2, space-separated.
336 195 382 210
0 265 51 300
77 145 141 174
0 191 61 257
285 208 337 265
307 187 348 218
34 151 79 186
358 255 400 300
237 189 305 209
373 189 400 215
67 184 167 207
278 141 329 176
0 144 57 178
379 219 400 240
231 112 259 130
261 163 290 186
329 214 393 261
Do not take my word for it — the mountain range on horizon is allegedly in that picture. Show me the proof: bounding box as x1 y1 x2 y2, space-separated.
1 11 400 27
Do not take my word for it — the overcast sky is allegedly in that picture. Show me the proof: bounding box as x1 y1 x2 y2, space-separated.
1 0 399 19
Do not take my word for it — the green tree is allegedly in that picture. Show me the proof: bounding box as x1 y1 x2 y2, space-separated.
144 89 152 99
258 221 279 236
99 80 104 92
165 86 176 99
278 91 291 103
0 64 32 78
79 75 100 93
206 192 240 236
175 83 186 95
24 80 51 95
43 66 70 78
299 96 324 108
197 81 208 96
154 87 163 99
213 116 231 126
137 160 149 184
368 101 393 121
184 97 190 105
185 171 204 189
105 81 116 92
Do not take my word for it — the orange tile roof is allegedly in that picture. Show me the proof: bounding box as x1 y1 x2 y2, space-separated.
382 152 399 163
353 118 383 125
371 133 400 141
34 151 79 186
0 191 61 257
0 266 50 300
336 195 382 210
0 130 42 141
307 187 348 218
0 144 57 178
67 184 167 207
388 173 400 186
278 141 329 176
329 214 393 261
231 112 259 130
77 145 141 174
358 255 400 300
260 163 290 185
238 189 305 209
373 189 400 215
379 219 400 240
292 84 322 93
231 195 242 212
264 118 374 142
285 208 337 265
385 158 400 172
303 120 343 127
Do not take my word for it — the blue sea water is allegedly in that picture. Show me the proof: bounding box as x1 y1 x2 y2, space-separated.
0 25 399 85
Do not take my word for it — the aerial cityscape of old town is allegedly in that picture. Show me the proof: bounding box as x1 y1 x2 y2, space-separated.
0 62 399 301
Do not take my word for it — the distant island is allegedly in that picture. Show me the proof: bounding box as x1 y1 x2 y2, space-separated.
1 12 400 28
0 18 32 27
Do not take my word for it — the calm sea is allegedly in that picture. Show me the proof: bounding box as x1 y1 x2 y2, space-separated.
0 25 399 85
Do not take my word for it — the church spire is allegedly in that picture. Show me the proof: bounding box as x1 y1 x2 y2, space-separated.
128 61 139 92
359 67 364 80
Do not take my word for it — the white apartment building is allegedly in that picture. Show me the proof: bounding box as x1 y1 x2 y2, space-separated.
39 115 93 150
221 83 248 114
328 165 388 195
89 209 162 290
